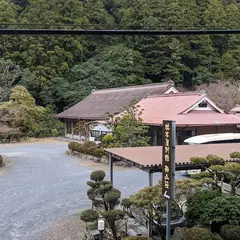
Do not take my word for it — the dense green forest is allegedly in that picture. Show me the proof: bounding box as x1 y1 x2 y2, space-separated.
1 0 240 113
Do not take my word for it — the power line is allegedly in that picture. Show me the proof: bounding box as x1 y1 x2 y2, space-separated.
0 23 234 29
0 29 240 35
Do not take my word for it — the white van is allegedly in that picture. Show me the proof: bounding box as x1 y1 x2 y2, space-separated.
184 133 240 145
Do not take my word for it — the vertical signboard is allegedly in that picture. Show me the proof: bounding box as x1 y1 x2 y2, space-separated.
162 120 176 200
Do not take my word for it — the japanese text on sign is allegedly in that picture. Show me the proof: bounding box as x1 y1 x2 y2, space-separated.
162 120 175 200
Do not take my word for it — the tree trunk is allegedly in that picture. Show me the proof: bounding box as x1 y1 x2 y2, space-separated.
230 181 236 195
111 222 117 240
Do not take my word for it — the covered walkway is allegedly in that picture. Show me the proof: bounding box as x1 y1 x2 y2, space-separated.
105 143 240 186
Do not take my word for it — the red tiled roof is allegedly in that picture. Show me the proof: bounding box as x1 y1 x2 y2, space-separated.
138 93 240 126
174 111 240 126
105 143 240 168
231 106 240 112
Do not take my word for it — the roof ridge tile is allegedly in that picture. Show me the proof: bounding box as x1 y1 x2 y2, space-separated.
146 92 202 98
92 83 169 93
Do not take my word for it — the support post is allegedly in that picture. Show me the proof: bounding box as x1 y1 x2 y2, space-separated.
71 121 74 138
109 153 113 185
64 120 67 137
153 128 158 146
148 170 153 186
99 230 103 240
148 170 153 238
166 200 171 240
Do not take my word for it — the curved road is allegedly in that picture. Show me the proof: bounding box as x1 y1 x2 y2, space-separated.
0 140 185 240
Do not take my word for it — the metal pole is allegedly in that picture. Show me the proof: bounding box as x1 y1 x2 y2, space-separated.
166 200 171 240
99 230 103 240
109 153 113 185
148 171 153 186
171 121 176 200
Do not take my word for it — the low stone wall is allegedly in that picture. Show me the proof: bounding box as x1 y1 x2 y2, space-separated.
67 150 108 164
66 150 132 167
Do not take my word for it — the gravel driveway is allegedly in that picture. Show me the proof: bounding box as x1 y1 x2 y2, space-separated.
0 140 185 240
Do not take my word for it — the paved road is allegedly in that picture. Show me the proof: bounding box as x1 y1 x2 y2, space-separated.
0 140 185 240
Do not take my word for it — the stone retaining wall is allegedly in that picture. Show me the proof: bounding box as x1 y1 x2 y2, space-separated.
66 150 132 167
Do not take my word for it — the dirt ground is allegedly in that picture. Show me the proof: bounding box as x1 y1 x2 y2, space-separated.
40 215 86 240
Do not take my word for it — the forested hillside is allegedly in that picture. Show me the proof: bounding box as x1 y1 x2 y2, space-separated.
1 0 240 113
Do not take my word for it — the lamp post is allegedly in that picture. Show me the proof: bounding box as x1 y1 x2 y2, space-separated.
98 218 105 240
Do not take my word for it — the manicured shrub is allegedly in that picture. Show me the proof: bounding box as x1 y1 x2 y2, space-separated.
124 237 152 240
68 141 79 151
80 209 99 222
230 152 240 159
82 141 97 154
190 171 211 179
121 198 132 209
87 146 97 155
186 190 221 224
190 157 207 164
102 134 116 146
172 227 223 240
206 154 225 165
83 140 97 149
220 224 240 240
93 148 105 158
90 170 106 182
76 143 83 153
0 155 3 167
104 188 121 203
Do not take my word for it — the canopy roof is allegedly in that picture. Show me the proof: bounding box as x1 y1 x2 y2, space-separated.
105 143 240 171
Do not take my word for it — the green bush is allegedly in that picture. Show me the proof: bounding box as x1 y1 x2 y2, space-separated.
0 155 3 167
68 141 79 151
90 170 106 182
172 227 223 240
185 190 221 224
220 224 240 240
104 188 121 203
206 154 225 165
121 198 132 209
124 237 152 240
76 143 83 153
87 146 97 155
230 152 240 159
80 209 99 222
190 171 211 179
93 148 105 158
190 157 207 164
102 134 116 146
82 141 97 154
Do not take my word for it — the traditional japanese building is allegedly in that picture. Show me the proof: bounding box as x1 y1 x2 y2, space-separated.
136 92 240 145
56 81 178 140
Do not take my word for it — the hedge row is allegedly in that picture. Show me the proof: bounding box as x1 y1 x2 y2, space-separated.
230 152 240 159
68 141 105 158
220 224 240 240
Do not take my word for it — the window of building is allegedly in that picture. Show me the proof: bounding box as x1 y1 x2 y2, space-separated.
177 130 195 137
101 131 109 136
198 101 208 108
91 130 101 138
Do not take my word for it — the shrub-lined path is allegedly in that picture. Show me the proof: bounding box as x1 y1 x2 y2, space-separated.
0 139 185 240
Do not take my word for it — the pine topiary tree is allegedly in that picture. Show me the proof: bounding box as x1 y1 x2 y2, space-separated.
81 170 125 240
